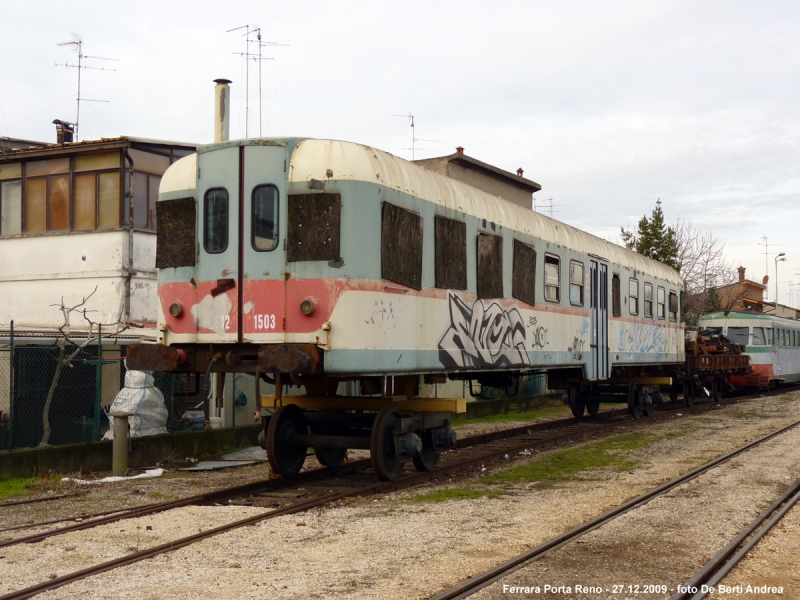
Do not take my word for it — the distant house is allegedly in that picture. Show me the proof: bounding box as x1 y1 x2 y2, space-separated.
688 266 767 320
0 134 196 334
414 146 541 210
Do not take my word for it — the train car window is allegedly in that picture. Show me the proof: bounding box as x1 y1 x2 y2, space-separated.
203 188 228 254
156 197 196 268
612 274 621 317
765 328 773 345
752 327 767 345
569 261 584 306
512 239 536 306
252 185 279 252
477 234 503 299
644 283 653 318
629 278 639 315
435 216 467 290
544 254 560 303
657 287 666 320
669 291 678 322
727 327 749 345
288 193 341 262
381 201 423 290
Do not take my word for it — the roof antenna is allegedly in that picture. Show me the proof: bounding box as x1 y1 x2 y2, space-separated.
228 25 287 137
56 33 117 142
393 112 436 160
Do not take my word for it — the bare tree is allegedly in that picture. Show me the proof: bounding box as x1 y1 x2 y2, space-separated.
40 288 127 446
675 221 745 324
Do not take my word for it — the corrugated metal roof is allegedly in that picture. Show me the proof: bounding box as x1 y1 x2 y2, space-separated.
0 136 196 161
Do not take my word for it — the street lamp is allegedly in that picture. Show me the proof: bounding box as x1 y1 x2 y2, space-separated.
775 252 787 306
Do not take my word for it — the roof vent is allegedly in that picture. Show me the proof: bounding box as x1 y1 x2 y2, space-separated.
53 119 75 144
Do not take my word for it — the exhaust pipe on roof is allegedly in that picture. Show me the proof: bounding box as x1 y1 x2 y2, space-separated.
213 79 232 143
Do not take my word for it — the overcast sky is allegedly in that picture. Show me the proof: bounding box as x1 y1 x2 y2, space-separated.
2 1 800 304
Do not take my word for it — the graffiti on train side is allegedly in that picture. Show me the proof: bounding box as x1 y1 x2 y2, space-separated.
438 293 531 369
568 319 589 361
619 321 665 354
364 299 399 329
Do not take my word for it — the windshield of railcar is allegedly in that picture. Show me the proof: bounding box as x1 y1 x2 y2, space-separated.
726 327 749 345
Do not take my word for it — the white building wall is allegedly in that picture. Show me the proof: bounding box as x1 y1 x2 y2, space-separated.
0 230 157 330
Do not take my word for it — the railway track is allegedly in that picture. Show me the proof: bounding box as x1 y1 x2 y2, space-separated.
0 391 784 599
428 417 800 599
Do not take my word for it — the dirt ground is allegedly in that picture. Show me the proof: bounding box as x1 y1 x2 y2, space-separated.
1 394 799 599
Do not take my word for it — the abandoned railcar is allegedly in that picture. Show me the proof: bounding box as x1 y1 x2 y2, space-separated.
127 137 685 480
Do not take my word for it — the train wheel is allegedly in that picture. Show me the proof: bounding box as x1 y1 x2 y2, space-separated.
412 429 441 472
669 386 679 404
627 383 642 419
569 389 586 418
370 406 405 481
266 404 307 478
683 381 695 407
312 426 348 468
586 397 600 417
712 377 723 402
314 446 347 468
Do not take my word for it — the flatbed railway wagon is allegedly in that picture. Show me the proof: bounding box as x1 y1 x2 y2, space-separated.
127 136 686 480
699 311 800 390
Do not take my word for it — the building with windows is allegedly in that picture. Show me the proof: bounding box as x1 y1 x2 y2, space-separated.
0 136 196 332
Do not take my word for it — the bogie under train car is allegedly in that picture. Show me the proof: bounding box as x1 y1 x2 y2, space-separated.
128 137 685 480
699 311 800 390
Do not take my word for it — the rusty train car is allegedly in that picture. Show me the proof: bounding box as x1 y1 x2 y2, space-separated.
127 136 688 480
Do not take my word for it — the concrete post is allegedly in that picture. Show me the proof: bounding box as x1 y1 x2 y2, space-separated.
109 411 133 476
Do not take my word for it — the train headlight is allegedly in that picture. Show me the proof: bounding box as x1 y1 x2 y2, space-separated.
300 299 316 316
169 302 183 318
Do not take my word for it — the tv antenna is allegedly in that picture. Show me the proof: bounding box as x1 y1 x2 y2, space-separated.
393 113 436 160
228 25 287 137
56 33 117 141
533 197 563 218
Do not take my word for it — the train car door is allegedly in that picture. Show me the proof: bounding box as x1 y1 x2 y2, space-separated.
241 143 288 343
196 146 240 343
590 260 610 380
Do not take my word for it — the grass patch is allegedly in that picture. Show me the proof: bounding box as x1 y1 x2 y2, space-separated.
413 487 509 503
455 405 568 427
481 431 661 485
0 477 38 500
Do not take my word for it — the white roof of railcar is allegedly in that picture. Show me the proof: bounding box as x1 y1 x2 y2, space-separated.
159 137 682 287
289 139 683 286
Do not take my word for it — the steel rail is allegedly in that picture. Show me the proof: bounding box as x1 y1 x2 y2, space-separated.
0 493 82 508
671 476 800 600
428 417 800 600
0 392 751 547
0 408 701 599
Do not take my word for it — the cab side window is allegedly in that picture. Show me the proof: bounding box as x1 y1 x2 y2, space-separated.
203 188 228 253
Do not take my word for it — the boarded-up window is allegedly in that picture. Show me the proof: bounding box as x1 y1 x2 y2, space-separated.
288 193 341 262
203 188 229 254
156 197 196 268
544 254 560 302
669 290 678 321
381 201 423 290
612 274 621 317
512 239 535 305
477 234 503 299
435 216 466 290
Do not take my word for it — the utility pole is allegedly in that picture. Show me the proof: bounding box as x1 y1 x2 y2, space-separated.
56 34 116 141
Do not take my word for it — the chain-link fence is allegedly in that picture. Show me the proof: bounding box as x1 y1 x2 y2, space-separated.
0 330 211 452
